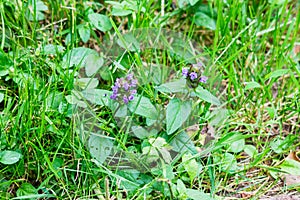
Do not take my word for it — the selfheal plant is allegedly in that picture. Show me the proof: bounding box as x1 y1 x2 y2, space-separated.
110 73 138 104
182 63 208 88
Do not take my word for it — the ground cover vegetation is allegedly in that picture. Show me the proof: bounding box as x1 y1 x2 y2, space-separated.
0 0 299 199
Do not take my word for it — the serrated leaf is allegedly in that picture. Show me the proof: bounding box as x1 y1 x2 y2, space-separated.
166 99 192 135
244 81 261 90
88 13 112 32
195 86 220 105
128 95 159 120
265 69 290 80
194 12 216 30
0 151 22 165
155 79 187 93
78 26 90 43
88 134 113 165
0 93 4 103
84 54 104 77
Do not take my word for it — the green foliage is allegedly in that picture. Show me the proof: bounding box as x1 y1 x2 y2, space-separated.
0 0 299 199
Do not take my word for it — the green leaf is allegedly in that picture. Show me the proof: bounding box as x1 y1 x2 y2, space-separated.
128 95 159 120
186 189 214 200
265 69 290 80
228 138 245 153
112 8 132 16
16 183 36 197
194 12 216 30
166 99 192 135
214 152 237 173
78 26 90 43
244 81 261 90
170 131 197 154
84 54 104 77
117 33 140 52
182 153 202 181
0 151 22 165
195 86 220 106
279 158 300 175
42 44 65 55
26 0 48 21
268 0 291 5
62 47 98 69
82 89 112 106
75 78 99 89
88 134 113 165
0 93 4 103
131 126 158 139
189 0 200 6
155 79 188 93
88 13 112 32
244 145 257 158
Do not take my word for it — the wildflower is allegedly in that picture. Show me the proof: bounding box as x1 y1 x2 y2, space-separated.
182 68 188 77
199 76 208 83
189 72 197 80
110 73 138 104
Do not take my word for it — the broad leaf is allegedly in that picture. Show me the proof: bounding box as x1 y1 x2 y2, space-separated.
228 138 245 153
16 183 36 197
194 12 216 30
244 81 261 90
265 69 290 80
88 134 113 165
82 89 112 106
182 153 202 181
85 54 104 77
128 95 159 120
280 158 300 175
166 98 192 135
42 44 65 55
0 151 22 165
186 189 214 200
78 26 90 43
170 131 197 154
75 78 99 89
195 86 220 105
155 79 187 93
88 13 112 32
62 47 98 69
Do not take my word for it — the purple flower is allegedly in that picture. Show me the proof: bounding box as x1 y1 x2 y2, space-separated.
128 94 134 101
189 72 197 80
110 73 138 104
127 73 133 81
112 85 118 93
123 82 129 91
123 95 129 104
110 93 118 100
182 68 188 77
130 79 137 87
130 89 137 95
199 76 208 83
